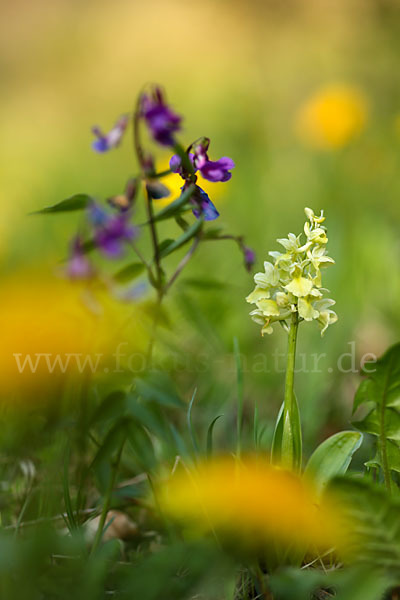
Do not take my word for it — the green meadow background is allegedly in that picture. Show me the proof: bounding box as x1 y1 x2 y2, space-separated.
2 0 400 457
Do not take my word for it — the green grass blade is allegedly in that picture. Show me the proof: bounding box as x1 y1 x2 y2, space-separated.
206 415 223 457
187 388 200 456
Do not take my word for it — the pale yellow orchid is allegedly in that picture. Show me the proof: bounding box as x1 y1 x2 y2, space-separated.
246 207 337 336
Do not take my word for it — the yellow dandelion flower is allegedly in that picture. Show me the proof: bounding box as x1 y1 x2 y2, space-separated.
295 85 368 150
158 456 345 554
0 271 148 399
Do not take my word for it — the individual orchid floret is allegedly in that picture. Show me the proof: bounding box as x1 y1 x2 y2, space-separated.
66 237 95 279
246 207 337 336
141 87 181 146
91 115 129 153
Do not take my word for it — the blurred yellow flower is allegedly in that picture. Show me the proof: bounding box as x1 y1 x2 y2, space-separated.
158 456 344 553
295 85 368 149
0 271 148 398
153 159 229 209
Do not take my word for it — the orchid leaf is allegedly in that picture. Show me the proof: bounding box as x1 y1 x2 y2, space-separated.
304 431 363 495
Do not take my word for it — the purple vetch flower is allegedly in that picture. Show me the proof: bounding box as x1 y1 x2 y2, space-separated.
192 139 235 182
188 185 219 221
197 156 235 182
91 115 129 153
169 153 195 175
67 237 94 279
242 245 256 272
94 212 137 258
170 140 235 183
88 202 109 227
141 87 181 146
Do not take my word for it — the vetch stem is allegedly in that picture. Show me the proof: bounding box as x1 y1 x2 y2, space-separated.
145 291 163 368
164 237 200 293
145 189 163 287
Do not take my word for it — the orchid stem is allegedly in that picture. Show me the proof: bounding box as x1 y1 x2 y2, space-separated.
282 310 299 469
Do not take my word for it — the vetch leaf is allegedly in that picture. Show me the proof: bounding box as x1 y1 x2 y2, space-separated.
158 239 175 254
113 262 145 283
159 217 204 258
202 227 224 240
152 184 195 222
32 194 92 214
175 215 190 230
